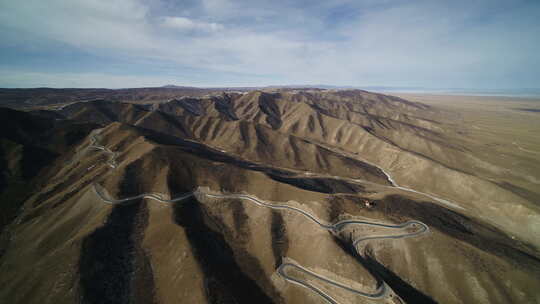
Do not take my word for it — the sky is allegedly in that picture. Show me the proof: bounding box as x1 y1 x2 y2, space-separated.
0 0 539 89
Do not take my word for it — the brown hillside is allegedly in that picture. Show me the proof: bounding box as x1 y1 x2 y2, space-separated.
1 90 539 304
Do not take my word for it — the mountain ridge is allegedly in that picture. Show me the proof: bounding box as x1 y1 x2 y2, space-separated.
1 89 539 304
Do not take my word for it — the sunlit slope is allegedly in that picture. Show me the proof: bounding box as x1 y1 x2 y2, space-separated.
1 121 538 304
42 90 540 248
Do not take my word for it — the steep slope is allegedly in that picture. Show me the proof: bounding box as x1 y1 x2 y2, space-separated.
57 99 151 125
0 107 97 234
1 122 539 304
2 89 540 304
41 91 540 247
146 91 540 248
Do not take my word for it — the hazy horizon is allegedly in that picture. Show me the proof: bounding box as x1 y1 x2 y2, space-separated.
3 85 540 98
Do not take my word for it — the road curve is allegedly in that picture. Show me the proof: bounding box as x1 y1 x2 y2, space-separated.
305 143 465 211
94 184 428 237
277 263 388 304
87 128 429 304
94 184 427 303
89 132 118 168
348 156 464 211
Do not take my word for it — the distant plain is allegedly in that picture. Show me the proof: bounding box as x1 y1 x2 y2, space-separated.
395 93 540 203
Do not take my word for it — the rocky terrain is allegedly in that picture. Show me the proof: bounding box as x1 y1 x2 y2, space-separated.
0 86 233 110
0 88 539 304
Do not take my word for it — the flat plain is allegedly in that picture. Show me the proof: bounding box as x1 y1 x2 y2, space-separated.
395 93 540 203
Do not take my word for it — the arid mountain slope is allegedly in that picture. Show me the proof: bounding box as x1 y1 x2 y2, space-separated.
0 107 97 233
0 86 224 110
1 89 539 304
47 90 540 246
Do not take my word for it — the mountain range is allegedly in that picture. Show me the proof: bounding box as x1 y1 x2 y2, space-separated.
0 88 539 304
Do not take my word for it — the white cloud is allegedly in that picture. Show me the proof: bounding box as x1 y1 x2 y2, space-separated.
0 0 152 50
161 17 224 32
0 0 538 88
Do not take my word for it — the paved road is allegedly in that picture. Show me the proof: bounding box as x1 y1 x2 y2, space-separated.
277 263 388 304
301 169 464 211
169 126 463 212
94 184 427 235
337 154 464 211
89 131 118 168
88 128 429 304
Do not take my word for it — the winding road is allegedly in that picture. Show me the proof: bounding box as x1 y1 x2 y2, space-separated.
87 129 429 304
89 132 118 168
334 152 464 211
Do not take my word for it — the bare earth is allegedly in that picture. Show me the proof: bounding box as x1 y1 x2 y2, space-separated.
1 89 539 304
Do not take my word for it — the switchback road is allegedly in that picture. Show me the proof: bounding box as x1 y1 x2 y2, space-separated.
88 128 429 304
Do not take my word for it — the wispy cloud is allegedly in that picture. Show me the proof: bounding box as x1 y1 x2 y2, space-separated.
0 0 539 88
161 16 224 33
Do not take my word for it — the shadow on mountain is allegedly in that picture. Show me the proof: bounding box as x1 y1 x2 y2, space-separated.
267 173 365 194
0 107 97 235
136 125 367 195
271 211 289 269
374 195 540 271
363 251 438 304
172 197 276 304
333 237 438 304
78 161 156 304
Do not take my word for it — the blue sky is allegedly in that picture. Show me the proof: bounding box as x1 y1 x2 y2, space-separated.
0 0 539 88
